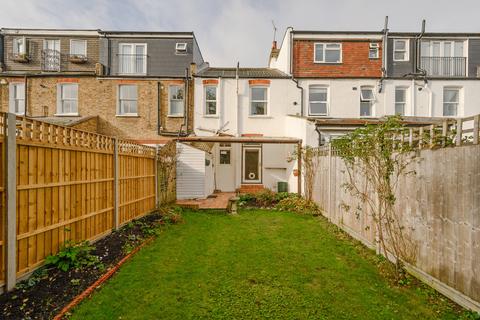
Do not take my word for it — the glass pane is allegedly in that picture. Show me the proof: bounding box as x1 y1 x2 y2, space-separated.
326 43 340 49
315 44 324 61
62 100 77 114
443 89 459 103
135 45 145 55
432 42 440 56
251 87 266 101
395 103 405 115
244 149 259 181
395 88 406 103
360 102 372 116
62 85 78 99
444 42 452 57
206 101 216 115
170 86 184 100
310 102 327 115
15 84 25 99
421 41 430 56
170 100 184 115
361 88 374 100
251 102 266 115
71 40 86 55
369 48 378 58
219 150 230 164
394 52 405 60
120 85 136 99
395 40 406 50
443 103 457 116
325 49 340 63
309 87 327 102
205 86 216 100
15 100 25 114
454 42 464 57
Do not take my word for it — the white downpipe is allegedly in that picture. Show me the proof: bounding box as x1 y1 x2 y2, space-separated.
235 64 241 137
217 76 222 132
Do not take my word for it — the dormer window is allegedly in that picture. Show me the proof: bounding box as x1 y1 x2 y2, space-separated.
369 43 379 59
12 37 29 62
175 42 187 54
393 39 409 61
314 43 342 63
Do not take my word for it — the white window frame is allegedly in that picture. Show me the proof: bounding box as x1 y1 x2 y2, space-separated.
394 87 408 115
204 85 218 116
9 83 25 115
12 37 27 55
118 43 147 75
70 39 87 56
314 43 342 64
393 39 409 62
360 86 375 117
442 87 461 117
175 42 187 54
308 85 329 116
56 83 79 116
168 85 185 117
117 84 138 116
249 86 269 116
369 43 379 59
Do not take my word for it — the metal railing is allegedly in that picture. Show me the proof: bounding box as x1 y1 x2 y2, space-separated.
41 49 61 72
117 54 147 74
420 56 466 77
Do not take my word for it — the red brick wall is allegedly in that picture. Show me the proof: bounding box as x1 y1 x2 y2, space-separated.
293 40 382 78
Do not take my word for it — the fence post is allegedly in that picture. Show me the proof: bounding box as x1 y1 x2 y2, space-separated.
113 138 119 229
328 144 332 221
154 145 159 209
473 115 479 145
455 119 463 146
5 113 17 291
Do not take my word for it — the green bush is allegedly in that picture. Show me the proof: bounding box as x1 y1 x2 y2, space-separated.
276 196 321 215
161 207 184 224
45 240 103 272
239 190 298 208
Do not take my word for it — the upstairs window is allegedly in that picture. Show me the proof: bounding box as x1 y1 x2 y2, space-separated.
393 39 409 61
309 86 328 116
175 42 187 54
314 43 342 63
13 37 27 55
205 86 217 115
70 39 87 57
118 85 138 115
250 87 268 115
169 85 184 116
443 87 460 116
57 84 78 115
394 87 407 115
369 43 379 59
9 83 25 114
118 43 147 74
360 86 375 117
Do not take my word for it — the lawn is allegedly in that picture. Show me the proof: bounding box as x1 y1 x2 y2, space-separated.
71 209 464 319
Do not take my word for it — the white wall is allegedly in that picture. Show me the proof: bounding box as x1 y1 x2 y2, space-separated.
269 27 292 74
176 143 207 200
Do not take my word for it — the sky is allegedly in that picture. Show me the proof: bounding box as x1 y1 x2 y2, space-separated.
1 0 480 67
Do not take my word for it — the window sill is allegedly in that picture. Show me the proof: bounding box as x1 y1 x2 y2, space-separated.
248 115 273 119
203 115 219 118
167 115 184 118
308 114 329 117
54 113 80 117
313 61 342 64
116 114 139 118
117 73 147 76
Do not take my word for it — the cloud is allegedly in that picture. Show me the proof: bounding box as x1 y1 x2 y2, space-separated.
1 0 480 66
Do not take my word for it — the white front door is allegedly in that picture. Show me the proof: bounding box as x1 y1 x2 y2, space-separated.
242 144 262 184
216 143 235 191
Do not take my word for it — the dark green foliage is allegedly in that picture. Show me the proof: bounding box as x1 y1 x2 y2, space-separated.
45 240 103 272
276 196 321 215
238 190 297 208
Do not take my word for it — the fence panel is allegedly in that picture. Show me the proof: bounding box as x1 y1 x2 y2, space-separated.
118 140 156 226
0 116 5 286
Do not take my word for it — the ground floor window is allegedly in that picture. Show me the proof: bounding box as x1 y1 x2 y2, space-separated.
169 85 185 116
360 86 375 117
394 87 407 115
58 83 78 115
118 84 138 115
9 83 25 115
443 87 460 116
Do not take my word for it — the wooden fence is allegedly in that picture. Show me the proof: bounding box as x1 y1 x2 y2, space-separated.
313 113 480 312
0 112 175 292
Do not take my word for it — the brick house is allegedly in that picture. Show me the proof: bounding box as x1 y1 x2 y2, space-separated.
0 28 206 144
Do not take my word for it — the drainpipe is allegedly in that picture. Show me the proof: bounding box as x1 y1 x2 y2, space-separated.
24 74 28 116
415 20 427 76
315 125 323 146
217 76 222 133
379 16 389 94
235 61 240 136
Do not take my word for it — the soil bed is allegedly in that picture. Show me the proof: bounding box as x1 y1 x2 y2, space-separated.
0 212 164 320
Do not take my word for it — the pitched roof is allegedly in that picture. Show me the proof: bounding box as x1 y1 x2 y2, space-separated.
195 67 290 79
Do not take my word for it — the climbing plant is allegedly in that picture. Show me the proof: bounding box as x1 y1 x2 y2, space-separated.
332 116 419 273
288 146 323 201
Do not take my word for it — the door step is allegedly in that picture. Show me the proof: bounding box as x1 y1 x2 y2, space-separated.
237 184 265 194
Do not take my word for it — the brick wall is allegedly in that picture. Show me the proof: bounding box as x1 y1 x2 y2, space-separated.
3 35 99 73
0 76 194 143
293 40 382 78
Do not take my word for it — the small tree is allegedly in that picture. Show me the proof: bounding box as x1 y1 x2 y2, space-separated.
332 116 418 272
288 146 322 201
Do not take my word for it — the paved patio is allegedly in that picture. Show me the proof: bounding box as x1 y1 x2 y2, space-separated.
176 192 236 210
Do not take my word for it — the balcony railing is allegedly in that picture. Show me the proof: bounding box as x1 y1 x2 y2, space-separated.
42 49 61 72
117 54 147 75
420 56 466 77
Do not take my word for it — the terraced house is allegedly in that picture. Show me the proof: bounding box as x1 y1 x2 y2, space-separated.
0 28 206 144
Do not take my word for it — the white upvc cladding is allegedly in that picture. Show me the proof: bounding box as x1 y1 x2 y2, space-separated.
176 143 213 199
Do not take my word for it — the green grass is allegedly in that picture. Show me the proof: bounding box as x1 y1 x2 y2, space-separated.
70 209 467 320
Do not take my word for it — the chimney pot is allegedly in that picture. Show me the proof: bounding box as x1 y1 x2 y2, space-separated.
272 41 277 49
